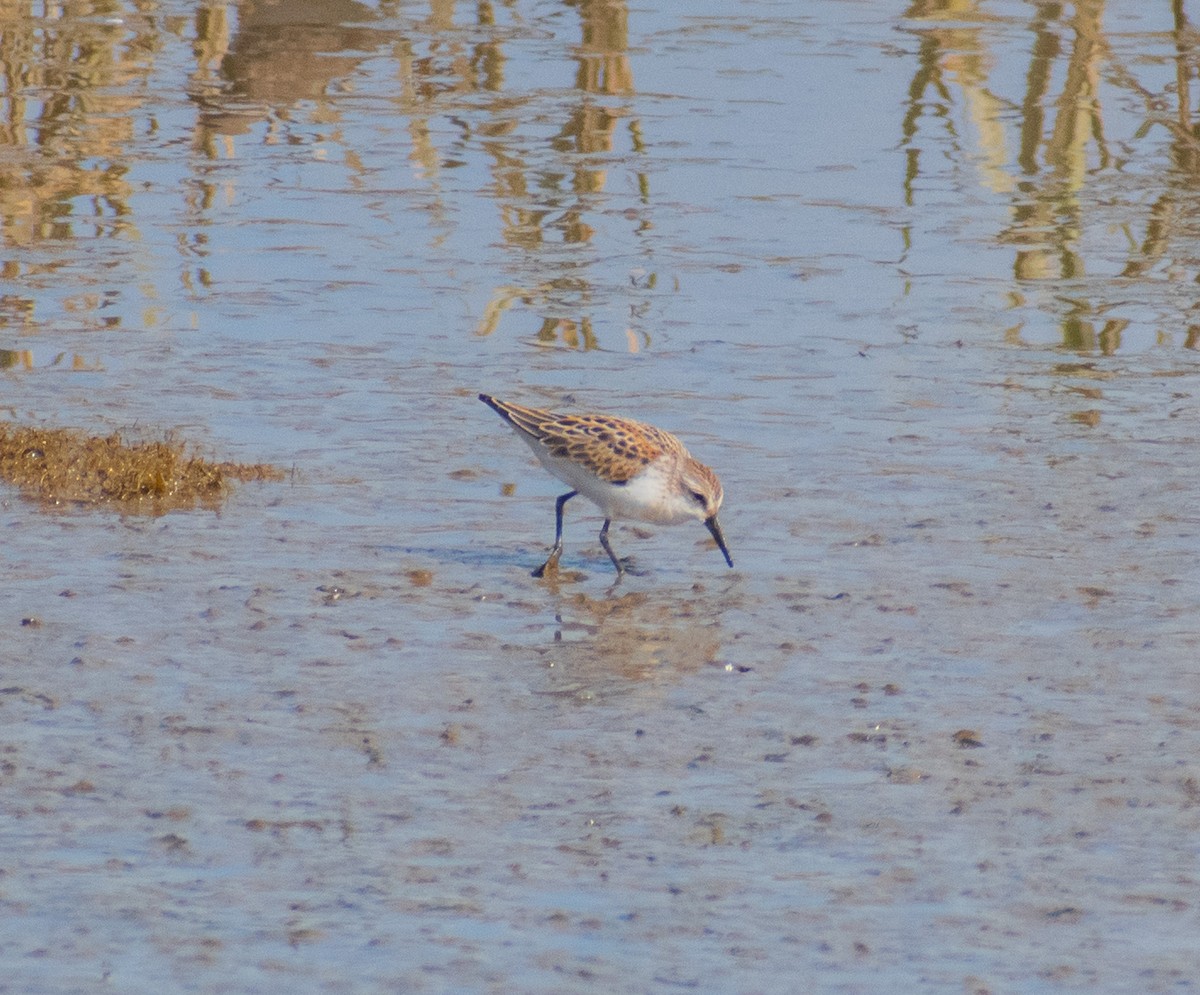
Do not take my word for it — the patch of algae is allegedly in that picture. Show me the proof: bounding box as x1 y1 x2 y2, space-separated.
0 422 284 513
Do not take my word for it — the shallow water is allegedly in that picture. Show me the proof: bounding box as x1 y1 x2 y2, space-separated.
4 0 1200 991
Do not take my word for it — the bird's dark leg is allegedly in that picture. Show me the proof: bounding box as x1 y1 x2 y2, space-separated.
532 491 576 578
598 518 624 577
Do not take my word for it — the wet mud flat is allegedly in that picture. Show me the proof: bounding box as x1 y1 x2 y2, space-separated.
4 382 1199 993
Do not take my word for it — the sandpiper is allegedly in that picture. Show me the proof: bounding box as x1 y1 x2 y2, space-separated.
480 393 732 577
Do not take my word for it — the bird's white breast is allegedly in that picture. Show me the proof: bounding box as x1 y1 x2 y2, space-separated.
522 438 694 525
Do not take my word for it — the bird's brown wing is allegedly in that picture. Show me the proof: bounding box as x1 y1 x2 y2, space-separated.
480 395 675 484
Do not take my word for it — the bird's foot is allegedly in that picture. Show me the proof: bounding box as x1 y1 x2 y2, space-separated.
532 548 563 579
615 556 646 578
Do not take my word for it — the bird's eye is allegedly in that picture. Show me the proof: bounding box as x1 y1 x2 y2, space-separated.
689 490 706 505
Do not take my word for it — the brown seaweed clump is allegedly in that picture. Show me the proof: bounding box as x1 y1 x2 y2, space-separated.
0 422 284 513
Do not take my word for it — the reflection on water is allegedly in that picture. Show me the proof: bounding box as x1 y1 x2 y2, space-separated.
0 0 658 346
537 588 725 697
903 0 1200 351
475 0 651 349
195 0 384 132
0 347 99 370
1 2 1200 350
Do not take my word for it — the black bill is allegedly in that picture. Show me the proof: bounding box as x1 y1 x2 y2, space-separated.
705 515 734 568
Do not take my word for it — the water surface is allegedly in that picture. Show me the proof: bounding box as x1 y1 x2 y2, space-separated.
4 1 1199 991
